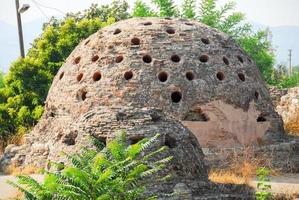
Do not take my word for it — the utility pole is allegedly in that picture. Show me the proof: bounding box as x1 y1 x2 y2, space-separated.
15 0 30 58
288 49 292 76
15 0 25 58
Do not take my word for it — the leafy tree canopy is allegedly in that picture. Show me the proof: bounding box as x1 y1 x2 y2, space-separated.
0 71 4 88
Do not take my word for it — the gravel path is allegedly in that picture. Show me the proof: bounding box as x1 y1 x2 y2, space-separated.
0 174 43 200
249 173 299 195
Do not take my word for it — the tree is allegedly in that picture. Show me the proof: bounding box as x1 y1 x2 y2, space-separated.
152 0 179 17
0 71 4 88
182 0 196 18
9 132 172 199
84 1 129 21
239 31 275 84
132 0 157 17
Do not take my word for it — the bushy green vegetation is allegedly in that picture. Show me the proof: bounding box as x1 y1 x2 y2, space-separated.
256 167 272 200
0 71 4 88
0 0 290 145
8 132 172 199
271 64 299 88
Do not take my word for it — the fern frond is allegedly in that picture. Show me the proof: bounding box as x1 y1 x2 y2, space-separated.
90 135 106 151
143 146 167 161
17 175 44 193
140 133 160 152
52 172 90 195
141 164 165 178
154 156 173 165
7 180 37 200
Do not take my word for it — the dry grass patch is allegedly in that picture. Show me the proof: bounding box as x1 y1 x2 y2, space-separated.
0 131 25 155
4 164 41 176
209 160 259 184
7 131 25 147
8 190 24 200
208 146 279 185
285 119 299 136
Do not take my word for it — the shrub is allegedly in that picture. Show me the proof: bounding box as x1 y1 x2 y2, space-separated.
8 131 172 200
256 167 272 200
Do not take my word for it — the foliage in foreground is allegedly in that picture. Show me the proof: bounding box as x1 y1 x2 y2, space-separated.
8 132 172 200
255 167 272 200
0 0 281 145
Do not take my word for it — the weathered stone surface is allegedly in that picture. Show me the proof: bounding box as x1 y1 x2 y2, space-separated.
276 87 299 134
269 86 288 107
43 17 282 148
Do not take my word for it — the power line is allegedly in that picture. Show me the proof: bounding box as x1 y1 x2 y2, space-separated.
31 0 66 15
288 49 292 76
31 0 49 20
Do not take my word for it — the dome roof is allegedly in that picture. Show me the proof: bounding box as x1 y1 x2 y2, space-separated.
46 17 283 147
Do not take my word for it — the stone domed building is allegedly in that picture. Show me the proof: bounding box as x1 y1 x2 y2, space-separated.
46 17 283 148
1 17 285 198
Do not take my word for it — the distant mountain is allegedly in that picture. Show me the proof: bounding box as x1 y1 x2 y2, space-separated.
0 19 44 72
0 21 19 72
1 19 299 73
246 22 299 67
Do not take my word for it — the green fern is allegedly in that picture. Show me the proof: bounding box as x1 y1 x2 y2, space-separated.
9 131 172 200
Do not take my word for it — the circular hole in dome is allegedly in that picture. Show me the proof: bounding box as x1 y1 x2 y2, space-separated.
165 134 177 148
131 37 140 45
185 22 193 26
59 72 64 80
223 56 229 65
115 55 124 63
130 136 145 145
142 55 152 63
158 71 168 82
114 28 121 35
201 38 210 44
143 21 152 26
93 72 101 81
124 71 133 80
77 73 83 82
199 55 209 63
79 90 87 101
255 91 259 99
216 72 225 81
166 28 175 34
238 73 245 81
74 56 81 64
237 55 244 63
257 115 266 122
91 55 99 62
171 55 180 63
171 91 182 103
84 40 90 45
186 71 195 81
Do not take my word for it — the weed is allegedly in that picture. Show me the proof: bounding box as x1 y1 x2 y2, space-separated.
256 167 272 200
